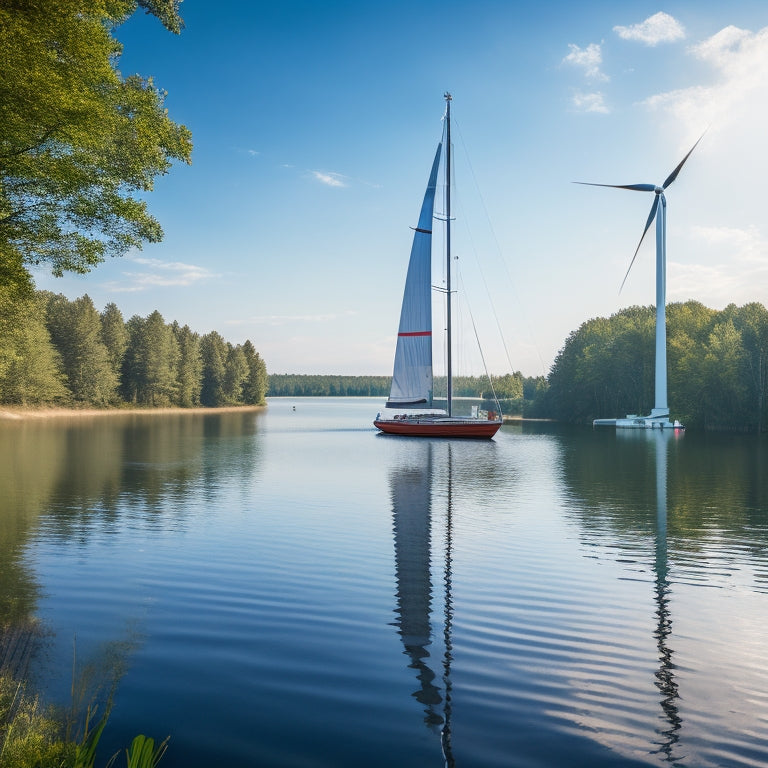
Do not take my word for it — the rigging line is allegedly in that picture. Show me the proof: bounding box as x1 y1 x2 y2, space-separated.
446 130 514 374
451 186 515 374
457 271 501 410
452 116 549 377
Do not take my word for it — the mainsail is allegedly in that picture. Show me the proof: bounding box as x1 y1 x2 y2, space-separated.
386 143 443 408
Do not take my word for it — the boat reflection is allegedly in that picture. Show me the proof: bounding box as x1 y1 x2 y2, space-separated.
389 441 455 764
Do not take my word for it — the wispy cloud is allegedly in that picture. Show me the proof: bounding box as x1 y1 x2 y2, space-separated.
572 91 610 114
311 171 347 188
562 42 608 81
691 224 767 265
103 257 218 293
614 12 685 46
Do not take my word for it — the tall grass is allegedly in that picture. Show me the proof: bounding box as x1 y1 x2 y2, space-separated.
0 630 168 768
0 671 169 768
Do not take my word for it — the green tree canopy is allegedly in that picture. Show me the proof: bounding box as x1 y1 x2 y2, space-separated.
0 0 192 287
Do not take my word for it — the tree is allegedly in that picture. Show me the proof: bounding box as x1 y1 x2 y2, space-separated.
45 293 118 404
142 310 179 406
702 319 747 429
172 322 202 407
100 302 129 383
199 331 227 407
223 344 248 404
0 287 68 404
122 315 145 404
122 310 178 406
242 340 268 405
732 303 768 432
0 0 192 288
490 373 524 401
666 301 716 428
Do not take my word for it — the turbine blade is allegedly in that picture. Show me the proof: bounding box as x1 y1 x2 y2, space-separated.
663 132 706 189
574 182 657 192
620 195 660 293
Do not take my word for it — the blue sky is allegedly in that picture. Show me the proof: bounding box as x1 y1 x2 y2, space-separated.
34 1 768 377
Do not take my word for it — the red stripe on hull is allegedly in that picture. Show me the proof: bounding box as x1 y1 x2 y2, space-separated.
373 419 501 439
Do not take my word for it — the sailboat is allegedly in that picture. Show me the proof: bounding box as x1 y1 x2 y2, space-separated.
374 94 502 439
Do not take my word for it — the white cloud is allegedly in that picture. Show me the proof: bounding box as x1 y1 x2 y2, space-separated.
312 171 347 187
572 91 610 114
562 42 608 81
614 12 685 46
691 24 753 62
669 225 768 306
643 25 768 139
104 257 218 292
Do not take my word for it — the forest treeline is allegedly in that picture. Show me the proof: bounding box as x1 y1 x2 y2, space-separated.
542 300 768 432
0 287 267 408
4 290 765 431
267 372 548 416
271 300 768 432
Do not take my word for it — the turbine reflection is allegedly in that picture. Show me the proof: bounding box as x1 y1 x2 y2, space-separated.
619 428 682 761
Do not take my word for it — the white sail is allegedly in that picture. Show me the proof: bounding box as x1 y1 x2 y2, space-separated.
387 143 442 408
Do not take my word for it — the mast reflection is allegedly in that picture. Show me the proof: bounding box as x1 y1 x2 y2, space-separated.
390 442 443 726
390 441 457 765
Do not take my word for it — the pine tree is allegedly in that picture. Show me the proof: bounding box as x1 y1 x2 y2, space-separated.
242 340 268 405
100 302 129 385
0 288 68 404
223 344 248 404
200 332 227 407
172 322 202 407
45 294 118 405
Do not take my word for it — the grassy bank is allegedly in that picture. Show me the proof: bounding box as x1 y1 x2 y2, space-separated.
1 623 168 767
0 404 265 421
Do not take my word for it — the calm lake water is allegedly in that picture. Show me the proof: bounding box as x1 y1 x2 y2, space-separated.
1 397 767 767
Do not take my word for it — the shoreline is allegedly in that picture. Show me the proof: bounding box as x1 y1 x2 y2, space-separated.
0 404 266 421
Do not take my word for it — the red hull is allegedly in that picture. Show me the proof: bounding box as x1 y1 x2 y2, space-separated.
374 418 501 439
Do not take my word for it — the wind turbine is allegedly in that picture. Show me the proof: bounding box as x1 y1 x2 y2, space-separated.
578 136 703 429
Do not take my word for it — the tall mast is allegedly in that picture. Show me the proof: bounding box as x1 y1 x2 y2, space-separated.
444 92 453 416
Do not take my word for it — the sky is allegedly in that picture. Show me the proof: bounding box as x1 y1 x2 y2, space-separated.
33 0 768 377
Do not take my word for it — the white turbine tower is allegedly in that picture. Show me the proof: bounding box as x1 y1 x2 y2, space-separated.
578 136 703 429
